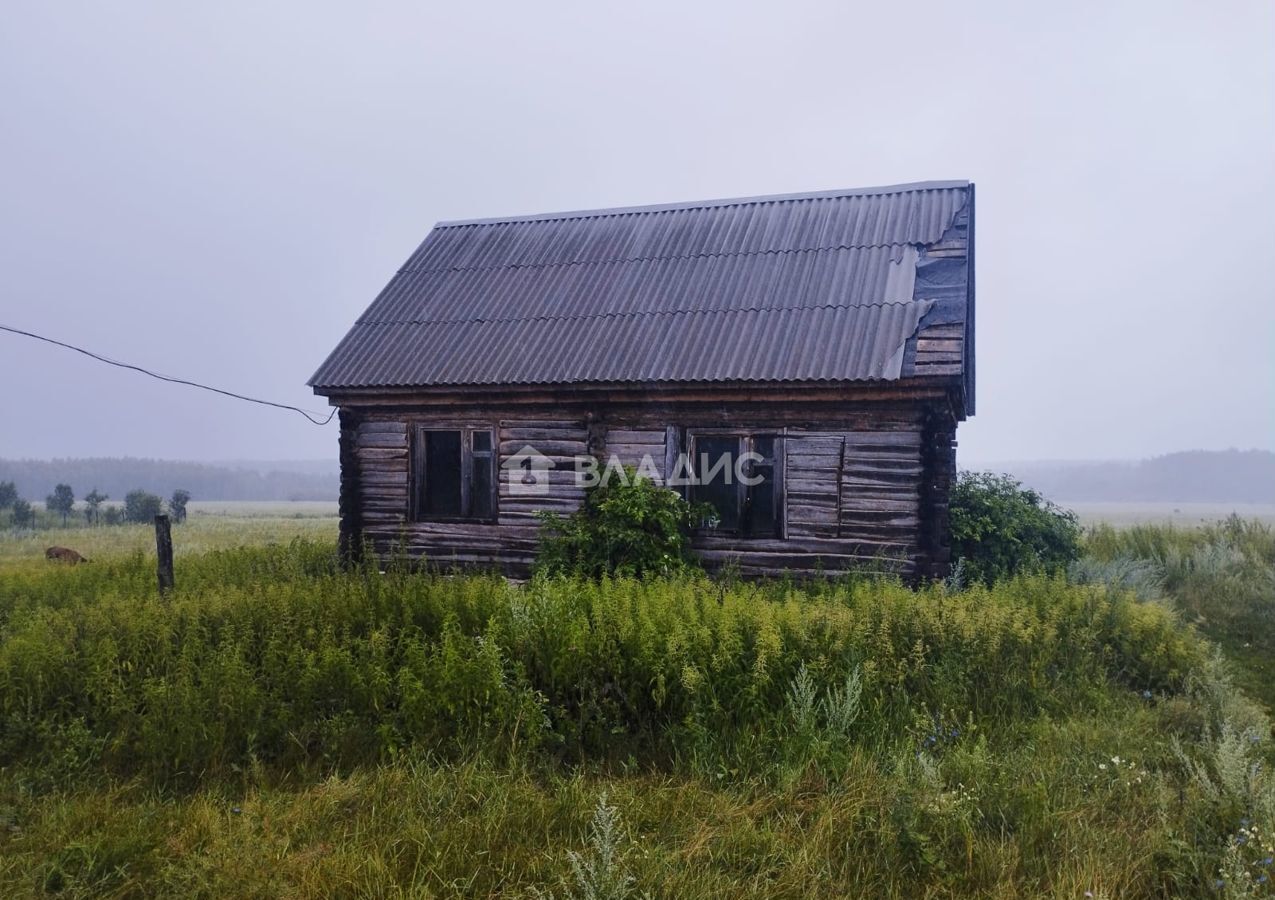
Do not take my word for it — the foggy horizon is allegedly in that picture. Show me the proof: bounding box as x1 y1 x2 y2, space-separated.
3 2 1273 464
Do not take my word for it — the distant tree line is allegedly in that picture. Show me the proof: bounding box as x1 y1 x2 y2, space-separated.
0 479 192 530
0 481 35 528
0 457 336 503
979 450 1275 504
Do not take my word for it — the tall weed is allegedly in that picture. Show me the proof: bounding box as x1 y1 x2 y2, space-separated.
0 542 1204 784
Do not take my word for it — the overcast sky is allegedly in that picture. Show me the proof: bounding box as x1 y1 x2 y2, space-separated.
1 1 1272 464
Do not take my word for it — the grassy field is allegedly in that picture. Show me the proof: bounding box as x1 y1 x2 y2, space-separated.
0 502 336 569
1083 517 1275 713
1065 502 1275 527
0 514 1272 897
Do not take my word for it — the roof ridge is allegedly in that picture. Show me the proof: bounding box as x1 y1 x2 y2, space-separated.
398 241 928 278
434 180 971 228
358 299 928 328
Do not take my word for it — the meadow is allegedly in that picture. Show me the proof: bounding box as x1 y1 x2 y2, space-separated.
1065 502 1275 528
0 512 1271 898
0 501 337 569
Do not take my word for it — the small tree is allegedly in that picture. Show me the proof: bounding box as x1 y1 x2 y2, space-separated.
46 483 75 527
0 481 16 513
84 489 108 525
11 497 35 529
123 489 164 524
103 506 124 526
949 471 1081 586
169 489 191 523
535 468 711 578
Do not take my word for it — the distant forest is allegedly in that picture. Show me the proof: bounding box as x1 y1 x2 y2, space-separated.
0 458 338 502
984 449 1275 504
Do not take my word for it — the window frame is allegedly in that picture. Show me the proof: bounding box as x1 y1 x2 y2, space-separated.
686 429 785 539
411 425 498 523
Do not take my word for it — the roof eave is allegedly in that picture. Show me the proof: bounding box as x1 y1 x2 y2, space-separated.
311 373 966 404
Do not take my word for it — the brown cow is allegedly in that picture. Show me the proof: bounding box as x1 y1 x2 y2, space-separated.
46 546 89 564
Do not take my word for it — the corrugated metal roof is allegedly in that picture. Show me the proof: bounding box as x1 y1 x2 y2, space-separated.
311 180 972 390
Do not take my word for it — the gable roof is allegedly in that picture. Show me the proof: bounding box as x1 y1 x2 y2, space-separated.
310 180 974 408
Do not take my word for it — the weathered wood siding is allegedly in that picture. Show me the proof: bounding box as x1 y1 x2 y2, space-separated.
600 428 670 481
498 420 588 526
911 322 964 378
694 422 924 578
347 415 588 573
340 394 954 580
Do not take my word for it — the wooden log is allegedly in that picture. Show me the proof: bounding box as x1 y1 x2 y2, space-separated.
498 468 588 487
497 440 587 457
360 469 409 483
500 423 587 436
357 433 408 449
606 442 667 459
605 429 666 444
355 447 408 460
498 418 588 430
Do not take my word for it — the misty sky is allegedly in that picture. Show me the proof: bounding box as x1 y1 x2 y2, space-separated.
1 1 1272 464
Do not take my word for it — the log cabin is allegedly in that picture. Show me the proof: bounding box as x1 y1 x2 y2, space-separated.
310 180 975 579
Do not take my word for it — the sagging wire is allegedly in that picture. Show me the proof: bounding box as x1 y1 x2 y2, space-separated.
0 323 336 426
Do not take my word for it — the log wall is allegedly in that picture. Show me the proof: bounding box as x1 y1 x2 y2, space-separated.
338 393 958 579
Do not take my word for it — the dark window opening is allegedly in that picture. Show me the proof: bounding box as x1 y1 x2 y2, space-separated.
694 435 741 532
414 427 497 521
690 432 783 538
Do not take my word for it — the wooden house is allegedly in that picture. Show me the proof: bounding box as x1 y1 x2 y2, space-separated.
310 181 975 578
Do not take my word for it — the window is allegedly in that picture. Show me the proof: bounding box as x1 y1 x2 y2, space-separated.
689 431 783 538
413 427 496 521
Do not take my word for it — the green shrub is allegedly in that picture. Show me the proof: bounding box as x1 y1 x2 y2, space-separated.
122 489 163 524
168 489 191 523
535 469 710 578
949 471 1081 585
45 484 75 527
0 480 16 512
9 497 35 529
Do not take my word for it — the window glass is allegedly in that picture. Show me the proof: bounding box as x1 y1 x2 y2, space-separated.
686 432 782 537
422 430 462 517
695 435 740 531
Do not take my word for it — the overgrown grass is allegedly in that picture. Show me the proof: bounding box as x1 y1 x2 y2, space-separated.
1084 516 1275 711
0 532 1272 897
0 543 1202 782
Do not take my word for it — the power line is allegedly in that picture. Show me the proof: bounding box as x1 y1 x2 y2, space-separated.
0 323 336 426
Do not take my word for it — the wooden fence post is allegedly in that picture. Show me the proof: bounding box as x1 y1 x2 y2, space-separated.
154 514 174 595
